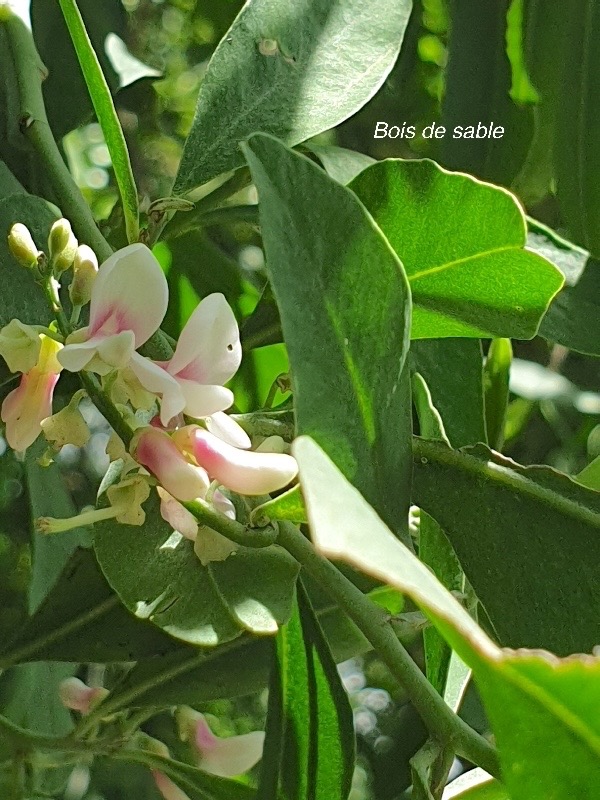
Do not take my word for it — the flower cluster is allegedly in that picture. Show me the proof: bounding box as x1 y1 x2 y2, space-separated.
1 223 297 562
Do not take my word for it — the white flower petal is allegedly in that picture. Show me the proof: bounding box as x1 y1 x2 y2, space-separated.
129 352 186 425
178 379 234 419
89 243 168 346
157 487 199 540
191 429 298 495
168 294 241 384
205 412 251 449
198 730 265 778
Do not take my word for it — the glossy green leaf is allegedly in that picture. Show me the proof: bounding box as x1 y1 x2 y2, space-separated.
258 582 355 800
411 339 487 447
295 436 600 800
525 221 600 355
412 439 600 654
350 159 563 339
57 0 139 242
554 3 600 254
442 769 506 799
94 494 298 647
440 0 533 186
174 0 411 193
251 486 307 526
242 134 413 543
0 549 181 667
0 193 57 327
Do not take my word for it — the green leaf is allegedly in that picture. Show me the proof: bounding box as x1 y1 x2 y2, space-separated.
25 440 91 612
295 436 600 800
94 494 299 647
482 338 512 450
526 220 600 355
174 0 412 193
411 339 487 447
258 582 355 800
540 256 600 357
0 193 57 327
411 438 600 654
0 549 182 667
57 0 139 242
442 769 506 799
349 159 563 339
251 486 308 526
412 375 463 697
242 134 413 543
306 144 375 185
114 750 254 800
554 4 600 254
31 0 158 138
440 0 534 186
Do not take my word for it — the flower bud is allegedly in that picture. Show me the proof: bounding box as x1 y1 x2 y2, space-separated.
48 218 78 273
8 223 41 269
189 427 298 495
69 245 98 306
131 426 210 502
0 320 41 373
59 677 108 714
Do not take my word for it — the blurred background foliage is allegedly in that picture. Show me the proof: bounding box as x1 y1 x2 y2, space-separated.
1 0 599 798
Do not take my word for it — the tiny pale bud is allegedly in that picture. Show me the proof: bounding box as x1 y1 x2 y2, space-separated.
49 218 78 272
8 223 41 268
0 320 41 373
41 394 90 449
59 677 108 714
69 244 98 305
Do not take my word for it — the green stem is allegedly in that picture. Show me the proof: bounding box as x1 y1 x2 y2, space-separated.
0 713 111 754
57 0 139 243
276 522 501 778
2 13 112 261
182 498 278 548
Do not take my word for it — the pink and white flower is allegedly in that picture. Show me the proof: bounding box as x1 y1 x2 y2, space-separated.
130 293 241 425
179 425 298 496
59 677 108 714
1 334 63 451
58 243 168 376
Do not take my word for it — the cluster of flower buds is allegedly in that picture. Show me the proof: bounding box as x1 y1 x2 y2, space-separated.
2 222 297 562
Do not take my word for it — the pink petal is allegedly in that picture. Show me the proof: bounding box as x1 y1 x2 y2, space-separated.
59 677 105 714
132 427 210 502
1 369 59 451
129 352 186 426
88 244 168 347
153 772 191 800
205 412 251 449
168 294 241 385
191 429 298 495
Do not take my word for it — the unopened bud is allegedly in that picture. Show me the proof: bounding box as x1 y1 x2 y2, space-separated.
49 218 78 273
8 223 41 268
69 245 98 305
